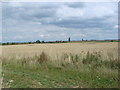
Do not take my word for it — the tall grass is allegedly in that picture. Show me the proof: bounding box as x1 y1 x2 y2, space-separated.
2 51 119 88
2 51 118 70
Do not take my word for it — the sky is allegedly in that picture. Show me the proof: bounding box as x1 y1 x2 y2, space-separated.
2 2 118 42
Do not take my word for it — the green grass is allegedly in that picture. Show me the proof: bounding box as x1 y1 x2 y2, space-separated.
2 52 119 88
3 64 118 88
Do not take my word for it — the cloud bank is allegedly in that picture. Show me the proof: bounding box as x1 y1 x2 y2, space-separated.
2 2 118 42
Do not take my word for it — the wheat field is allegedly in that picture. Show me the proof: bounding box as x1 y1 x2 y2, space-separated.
1 42 119 88
2 42 118 58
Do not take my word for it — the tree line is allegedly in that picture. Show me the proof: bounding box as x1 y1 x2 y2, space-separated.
0 37 119 45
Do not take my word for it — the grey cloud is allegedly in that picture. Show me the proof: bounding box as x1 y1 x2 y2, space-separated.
3 4 56 20
65 2 84 8
45 16 116 30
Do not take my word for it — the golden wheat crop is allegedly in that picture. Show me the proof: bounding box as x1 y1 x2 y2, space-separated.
2 42 118 61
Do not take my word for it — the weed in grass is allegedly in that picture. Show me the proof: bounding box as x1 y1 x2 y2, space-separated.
38 52 48 64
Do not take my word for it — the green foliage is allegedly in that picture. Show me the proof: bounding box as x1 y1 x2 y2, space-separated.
82 52 103 69
42 41 45 43
68 37 70 42
36 40 41 43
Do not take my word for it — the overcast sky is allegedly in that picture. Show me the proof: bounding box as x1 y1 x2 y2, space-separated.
2 2 118 42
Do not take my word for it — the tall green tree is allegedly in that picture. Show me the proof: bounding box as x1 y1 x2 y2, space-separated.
68 37 70 42
36 40 41 43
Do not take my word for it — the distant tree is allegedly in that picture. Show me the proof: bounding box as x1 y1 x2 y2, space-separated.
2 43 6 45
82 38 84 41
111 40 114 42
42 41 45 43
68 37 70 42
11 42 15 45
6 42 9 45
28 42 31 44
36 40 41 43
